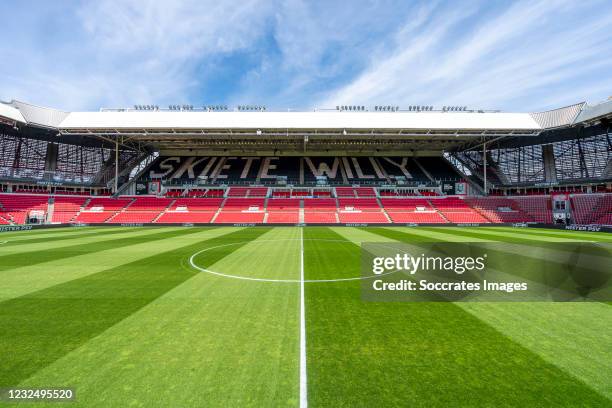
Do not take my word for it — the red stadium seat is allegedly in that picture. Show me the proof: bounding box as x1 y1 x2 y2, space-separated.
107 212 160 223
304 212 337 223
214 212 265 223
570 194 611 225
74 211 115 223
303 199 337 211
171 198 224 211
0 194 49 224
267 199 301 210
52 196 89 223
156 212 215 223
335 187 356 197
354 187 376 197
338 212 389 223
338 198 381 211
266 212 299 223
386 212 447 223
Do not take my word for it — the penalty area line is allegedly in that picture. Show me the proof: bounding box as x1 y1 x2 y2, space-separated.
299 227 307 408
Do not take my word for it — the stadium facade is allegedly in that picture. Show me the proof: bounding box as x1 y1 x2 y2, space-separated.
0 99 610 228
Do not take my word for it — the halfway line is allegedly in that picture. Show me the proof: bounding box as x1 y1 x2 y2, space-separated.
299 227 308 408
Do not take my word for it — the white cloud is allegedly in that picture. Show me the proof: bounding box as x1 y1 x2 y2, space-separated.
1 0 273 110
1 0 611 112
318 0 612 111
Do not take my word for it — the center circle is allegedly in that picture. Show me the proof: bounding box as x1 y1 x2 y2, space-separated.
188 238 396 283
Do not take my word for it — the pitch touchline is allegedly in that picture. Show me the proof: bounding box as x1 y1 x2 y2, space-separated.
187 238 398 283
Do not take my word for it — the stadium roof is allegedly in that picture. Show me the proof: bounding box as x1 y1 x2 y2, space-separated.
2 100 541 131
58 111 540 131
1 99 610 155
0 102 26 124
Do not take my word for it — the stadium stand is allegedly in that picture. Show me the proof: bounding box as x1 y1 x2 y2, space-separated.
337 197 388 223
380 198 448 224
335 187 356 197
214 211 265 223
1 98 611 227
338 198 381 211
204 189 225 197
313 190 332 197
464 197 533 223
380 198 434 211
355 187 377 197
267 199 301 210
266 198 300 223
0 194 48 224
52 196 88 223
213 197 265 224
570 194 612 225
429 197 490 223
272 190 291 198
73 211 116 223
155 198 223 223
228 187 250 197
0 191 610 225
85 197 133 211
303 198 338 223
156 211 215 223
511 196 553 224
170 198 224 211
303 198 337 211
75 197 133 223
385 211 447 223
266 212 300 223
338 212 389 223
304 212 338 223
223 198 265 209
108 211 160 223
126 197 173 211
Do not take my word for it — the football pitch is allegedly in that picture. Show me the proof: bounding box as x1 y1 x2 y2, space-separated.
0 226 611 407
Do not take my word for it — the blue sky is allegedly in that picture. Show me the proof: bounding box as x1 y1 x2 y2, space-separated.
1 0 611 112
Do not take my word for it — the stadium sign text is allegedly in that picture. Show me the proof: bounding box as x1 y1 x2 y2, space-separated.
565 225 602 232
0 225 33 233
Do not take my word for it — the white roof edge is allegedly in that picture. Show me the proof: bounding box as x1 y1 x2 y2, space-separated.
57 111 541 130
9 99 70 114
2 99 545 130
0 102 27 123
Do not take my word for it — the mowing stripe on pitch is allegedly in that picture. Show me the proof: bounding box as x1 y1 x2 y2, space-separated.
442 227 594 242
0 226 140 247
342 227 612 401
0 227 271 387
1 228 241 301
0 226 170 260
483 226 612 242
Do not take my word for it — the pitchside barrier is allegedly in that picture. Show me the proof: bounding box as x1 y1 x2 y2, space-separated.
2 223 611 233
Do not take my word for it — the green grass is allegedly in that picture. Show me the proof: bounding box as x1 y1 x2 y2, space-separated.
0 226 610 407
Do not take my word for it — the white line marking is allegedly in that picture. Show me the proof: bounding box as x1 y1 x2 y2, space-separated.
188 239 398 283
299 228 307 408
187 235 403 406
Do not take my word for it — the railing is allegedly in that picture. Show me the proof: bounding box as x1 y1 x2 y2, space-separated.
150 178 448 188
0 166 102 186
